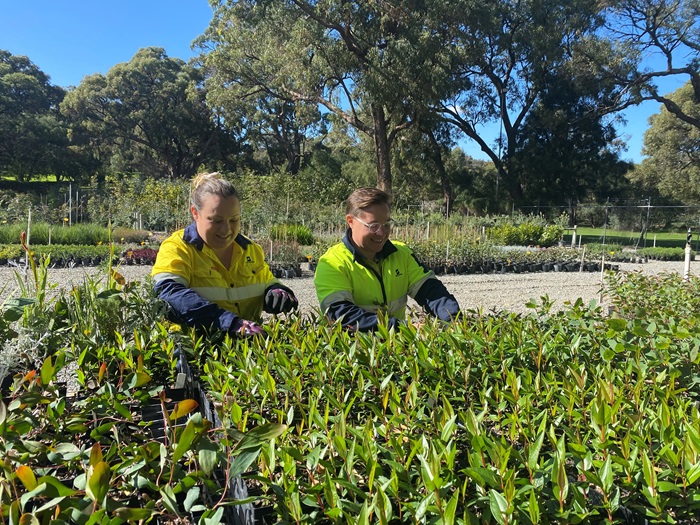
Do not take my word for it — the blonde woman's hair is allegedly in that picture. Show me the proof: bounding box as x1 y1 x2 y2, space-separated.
190 172 238 210
345 187 391 216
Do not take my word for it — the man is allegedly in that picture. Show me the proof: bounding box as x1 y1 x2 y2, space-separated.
314 187 461 331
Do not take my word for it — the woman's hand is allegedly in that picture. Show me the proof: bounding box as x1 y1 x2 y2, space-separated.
264 287 299 314
231 318 265 337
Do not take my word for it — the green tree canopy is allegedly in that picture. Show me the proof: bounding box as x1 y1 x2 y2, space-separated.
0 50 71 181
632 82 700 203
61 47 237 180
198 0 450 193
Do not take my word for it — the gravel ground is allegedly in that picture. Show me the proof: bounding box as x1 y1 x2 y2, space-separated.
1 259 696 316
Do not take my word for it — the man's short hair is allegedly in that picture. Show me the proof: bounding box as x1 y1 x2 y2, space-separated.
345 187 391 216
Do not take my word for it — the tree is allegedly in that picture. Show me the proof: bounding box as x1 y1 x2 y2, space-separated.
61 47 235 179
512 68 632 210
595 0 700 129
632 82 700 203
430 0 623 208
198 0 446 193
0 50 70 181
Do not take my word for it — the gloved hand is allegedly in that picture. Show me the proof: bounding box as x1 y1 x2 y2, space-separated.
264 287 299 314
230 318 265 337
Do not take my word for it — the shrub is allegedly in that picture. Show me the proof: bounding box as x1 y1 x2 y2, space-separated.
269 223 315 245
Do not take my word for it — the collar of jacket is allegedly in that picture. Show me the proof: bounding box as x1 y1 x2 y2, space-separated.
182 222 252 251
342 228 397 262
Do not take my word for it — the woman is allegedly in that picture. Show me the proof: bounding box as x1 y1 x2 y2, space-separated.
151 172 298 336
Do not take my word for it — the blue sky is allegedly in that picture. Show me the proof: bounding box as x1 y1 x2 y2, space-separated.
0 1 685 165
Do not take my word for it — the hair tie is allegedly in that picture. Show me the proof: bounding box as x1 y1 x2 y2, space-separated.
192 172 221 189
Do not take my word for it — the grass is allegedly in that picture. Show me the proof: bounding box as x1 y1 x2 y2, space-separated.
563 226 699 249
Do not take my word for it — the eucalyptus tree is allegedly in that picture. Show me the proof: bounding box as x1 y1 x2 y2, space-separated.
198 0 446 193
631 82 700 203
431 0 623 208
61 47 234 180
0 50 71 181
596 0 700 129
512 68 633 210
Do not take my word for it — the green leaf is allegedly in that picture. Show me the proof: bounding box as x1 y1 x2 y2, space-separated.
600 456 612 492
606 318 627 331
443 490 459 525
85 461 110 505
687 462 700 485
184 486 201 512
199 444 218 477
528 488 540 524
159 484 180 516
489 490 509 525
235 423 287 452
40 356 54 386
35 476 77 497
89 443 103 466
527 430 545 472
230 448 261 478
173 418 198 464
113 508 155 520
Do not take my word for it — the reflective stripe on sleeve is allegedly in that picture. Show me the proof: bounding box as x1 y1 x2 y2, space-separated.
320 290 354 313
386 295 408 316
323 293 407 316
192 282 267 303
152 272 189 286
408 272 435 298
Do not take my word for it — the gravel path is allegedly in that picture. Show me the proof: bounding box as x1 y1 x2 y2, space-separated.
1 259 696 316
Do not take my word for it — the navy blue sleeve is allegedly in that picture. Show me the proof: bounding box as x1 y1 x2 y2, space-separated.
154 278 240 332
413 278 461 321
326 301 400 332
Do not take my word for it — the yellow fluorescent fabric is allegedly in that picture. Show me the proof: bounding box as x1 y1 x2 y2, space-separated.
151 229 278 321
315 239 435 319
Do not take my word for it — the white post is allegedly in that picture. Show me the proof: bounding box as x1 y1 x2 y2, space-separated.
69 182 72 226
25 206 32 273
599 254 605 304
653 234 657 248
579 245 586 272
571 225 577 248
684 228 692 281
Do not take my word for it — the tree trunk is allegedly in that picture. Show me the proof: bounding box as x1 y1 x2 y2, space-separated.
426 130 453 217
498 161 526 210
372 103 392 194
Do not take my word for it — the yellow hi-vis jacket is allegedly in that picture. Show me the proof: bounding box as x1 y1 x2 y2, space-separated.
314 230 460 331
151 223 281 331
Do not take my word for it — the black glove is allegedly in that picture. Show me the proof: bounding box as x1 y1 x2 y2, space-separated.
230 318 265 337
264 287 299 314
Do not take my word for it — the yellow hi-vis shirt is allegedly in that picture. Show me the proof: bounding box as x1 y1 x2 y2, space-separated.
151 226 278 322
314 236 434 320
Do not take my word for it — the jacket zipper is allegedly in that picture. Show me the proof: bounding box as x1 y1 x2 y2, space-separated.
359 259 387 307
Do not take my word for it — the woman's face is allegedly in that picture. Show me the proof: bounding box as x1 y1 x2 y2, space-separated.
191 193 241 252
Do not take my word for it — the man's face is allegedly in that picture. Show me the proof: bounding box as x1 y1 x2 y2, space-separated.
346 203 392 260
191 194 241 253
